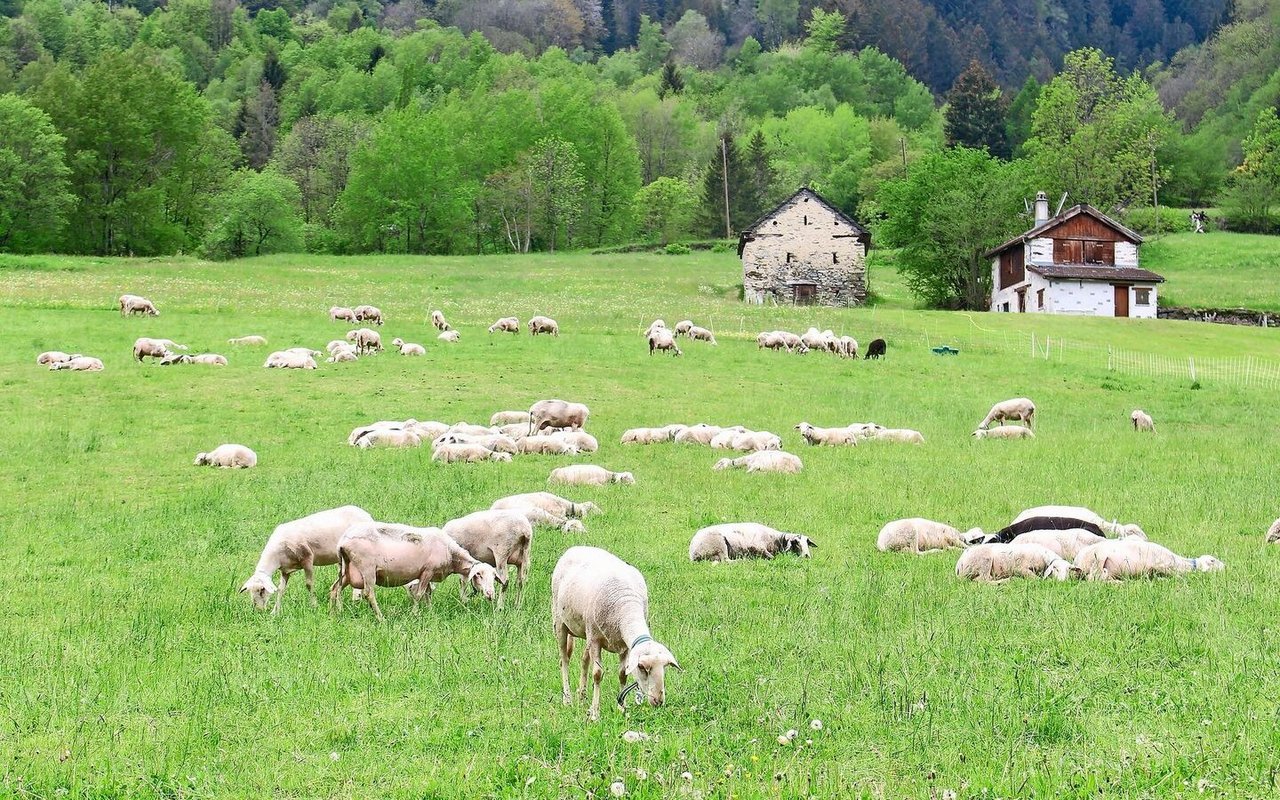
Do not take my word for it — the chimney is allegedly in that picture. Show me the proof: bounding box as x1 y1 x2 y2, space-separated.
1034 191 1050 224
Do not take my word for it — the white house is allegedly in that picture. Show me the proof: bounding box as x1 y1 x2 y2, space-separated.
987 193 1164 318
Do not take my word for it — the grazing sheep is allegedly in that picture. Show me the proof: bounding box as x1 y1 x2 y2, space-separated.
239 505 374 612
329 306 358 323
688 523 816 562
432 443 513 463
552 546 680 720
190 353 228 366
712 451 803 474
1012 529 1106 561
194 443 257 468
119 294 159 316
1131 409 1155 432
228 335 268 346
873 428 925 444
982 515 1107 544
492 492 601 519
529 399 590 434
353 305 383 325
644 319 668 337
864 338 886 359
438 330 460 343
330 523 501 620
1013 506 1146 540
528 315 559 336
345 328 382 354
263 351 317 369
49 356 104 372
549 465 635 486
799 327 827 351
648 328 682 356
972 425 1035 440
491 411 531 426
622 426 686 444
431 310 451 331
1267 519 1280 543
674 320 694 337
327 349 358 363
956 543 1073 582
551 431 599 453
433 432 519 454
391 337 426 356
1073 540 1223 581
795 422 858 447
488 316 520 334
443 510 534 604
687 326 717 345
36 351 78 366
356 429 422 449
837 336 858 358
134 337 186 362
876 518 975 554
979 398 1036 429
756 331 784 350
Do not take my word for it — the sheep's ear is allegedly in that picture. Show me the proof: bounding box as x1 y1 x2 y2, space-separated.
238 584 248 593
806 538 817 549
667 656 683 671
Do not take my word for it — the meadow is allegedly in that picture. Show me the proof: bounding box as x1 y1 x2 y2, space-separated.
2 250 1279 799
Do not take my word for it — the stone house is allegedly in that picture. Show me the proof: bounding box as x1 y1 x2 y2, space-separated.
738 188 870 306
986 192 1164 318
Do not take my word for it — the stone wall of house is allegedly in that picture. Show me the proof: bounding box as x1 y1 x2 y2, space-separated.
1158 306 1277 327
741 194 867 306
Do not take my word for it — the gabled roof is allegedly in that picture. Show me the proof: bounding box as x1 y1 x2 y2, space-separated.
984 204 1144 258
741 187 869 237
1029 265 1165 283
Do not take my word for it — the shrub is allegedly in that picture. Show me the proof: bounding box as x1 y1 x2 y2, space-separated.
1122 206 1198 235
664 243 692 255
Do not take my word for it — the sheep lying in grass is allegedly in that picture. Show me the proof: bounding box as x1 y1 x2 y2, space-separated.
1011 529 1106 560
795 423 859 447
1073 540 1223 580
329 306 357 323
847 423 885 439
981 515 1107 544
443 510 533 605
551 431 599 453
119 294 158 316
328 348 358 363
356 429 422 449
713 430 781 452
228 335 268 346
431 310 451 331
172 353 228 366
622 425 687 444
1131 409 1155 432
438 330 460 343
488 316 519 334
648 328 682 356
391 337 425 356
876 518 976 554
433 432 518 454
491 491 601 520
432 443 512 463
688 523 815 562
264 351 317 369
1268 519 1280 544
330 523 501 620
353 305 383 325
979 397 1036 429
37 351 79 366
49 356 104 371
550 465 635 486
552 546 680 720
240 505 374 612
529 399 589 433
956 543 1073 582
973 425 1035 440
873 428 925 444
674 424 732 445
449 422 499 437
1013 505 1146 540
712 451 802 474
519 435 580 455
529 315 559 336
194 443 257 468
491 410 531 426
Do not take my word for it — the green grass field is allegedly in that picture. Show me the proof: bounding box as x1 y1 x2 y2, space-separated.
2 251 1280 799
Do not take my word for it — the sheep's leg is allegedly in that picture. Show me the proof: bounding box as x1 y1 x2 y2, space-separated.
303 560 317 607
557 626 574 705
457 575 468 604
364 576 384 622
516 560 528 604
327 576 343 612
587 640 604 721
577 636 592 704
272 571 291 615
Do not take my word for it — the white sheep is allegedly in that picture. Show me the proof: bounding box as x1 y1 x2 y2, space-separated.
284 347 322 358
1131 409 1155 432
438 330 460 343
263 351 317 369
644 319 668 338
794 422 858 447
979 397 1036 429
353 305 383 325
873 428 925 444
432 432 519 454
1013 505 1146 540
648 328 682 356
876 518 975 554
443 510 534 604
190 353 228 366
159 353 192 366
49 356 104 371
488 316 520 334
552 545 680 720
514 436 575 455
134 337 185 361
327 349 358 363
194 443 257 468
239 505 374 612
847 423 885 439
449 422 499 437
712 451 802 474
119 294 159 316
674 424 727 445
836 336 858 358
529 399 589 433
431 309 451 331
621 426 686 444
549 465 634 486
674 320 694 337
1073 540 1223 580
687 326 717 345
551 431 599 453
356 429 422 449
345 328 382 354
492 491 601 518
728 431 781 452
1012 528 1106 560
496 423 531 440
972 426 1035 440
1267 518 1280 544
956 543 1073 582
228 335 268 346
36 351 78 366
329 306 358 323
688 523 815 562
326 340 351 355
432 443 513 463
491 411 531 426
347 419 443 446
391 337 426 356
528 315 560 336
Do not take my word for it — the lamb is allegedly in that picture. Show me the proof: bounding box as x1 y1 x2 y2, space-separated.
239 505 374 612
491 411 532 426
1011 529 1106 561
1267 519 1280 544
488 316 520 334
329 523 501 621
972 425 1035 440
648 328 682 356
552 546 680 720
529 399 589 434
345 328 382 354
981 515 1107 544
528 315 560 336
876 518 976 554
864 338 886 359
712 451 803 474
391 337 426 356
190 353 228 366
794 422 858 447
1073 540 1223 581
438 330 460 343
356 428 422 449
491 491 601 519
549 465 635 486
1013 505 1146 540
687 326 717 345
1131 409 1155 432
688 523 816 562
119 294 159 316
228 335 268 346
956 543 1074 582
329 306 358 323
978 398 1036 429
36 351 78 366
49 356 104 372
873 428 925 444
263 351 317 369
432 432 519 454
194 443 257 468
432 443 513 463
327 349 358 363
134 337 186 362
353 305 383 325
674 320 694 337
443 510 534 604
551 431 600 453
431 309 451 331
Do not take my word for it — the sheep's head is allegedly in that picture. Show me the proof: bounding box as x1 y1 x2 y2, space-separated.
148 308 159 316
491 452 513 463
240 572 277 610
345 330 358 342
562 519 586 534
194 453 210 466
961 528 986 545
1193 555 1224 572
785 535 815 557
392 338 404 347
1118 524 1147 540
1041 559 1074 581
712 458 733 471
572 501 601 517
620 638 680 710
466 563 500 601
970 429 985 438
613 472 635 485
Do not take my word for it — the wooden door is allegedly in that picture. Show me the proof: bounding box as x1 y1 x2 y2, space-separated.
793 284 816 305
1113 285 1129 317
1017 289 1026 313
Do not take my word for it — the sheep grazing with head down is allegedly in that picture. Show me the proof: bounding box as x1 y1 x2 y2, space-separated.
529 399 589 434
687 326 717 345
134 337 187 362
345 328 382 354
712 451 802 474
876 518 977 554
240 505 374 612
1013 505 1146 540
1131 409 1155 432
1011 529 1106 561
1073 540 1223 581
443 510 535 605
1267 519 1280 543
648 328 682 356
549 465 635 486
194 443 257 468
552 545 680 721
329 306 358 323
837 336 858 358
353 305 383 326
119 294 159 316
956 543 1074 582
795 423 858 447
431 310 451 331
488 316 520 334
689 523 816 562
672 319 693 336
973 426 1035 440
979 398 1036 429
864 338 886 359
391 337 426 356
528 315 559 336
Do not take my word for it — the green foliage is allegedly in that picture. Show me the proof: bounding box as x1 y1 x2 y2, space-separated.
1120 205 1196 236
0 93 73 252
634 14 668 74
633 176 696 245
201 168 304 259
877 147 1030 309
526 135 585 252
944 60 1008 158
663 241 691 254
803 8 845 55
1221 107 1280 232
758 104 871 212
695 132 753 238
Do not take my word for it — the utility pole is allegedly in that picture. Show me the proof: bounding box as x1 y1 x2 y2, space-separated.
1150 139 1160 237
722 136 732 239
900 137 908 179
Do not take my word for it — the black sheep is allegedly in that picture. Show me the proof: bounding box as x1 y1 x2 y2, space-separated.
864 338 887 359
983 515 1106 544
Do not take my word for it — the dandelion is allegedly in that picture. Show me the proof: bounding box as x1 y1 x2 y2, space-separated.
610 780 626 797
777 735 791 746
525 777 536 787
810 719 823 731
1197 779 1212 793
681 772 693 781
329 752 340 762
785 729 798 740
635 769 648 781
622 731 650 744
943 791 957 800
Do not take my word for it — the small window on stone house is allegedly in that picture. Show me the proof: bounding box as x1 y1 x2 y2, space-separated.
832 252 839 264
1036 289 1044 309
786 252 794 263
803 215 808 225
1134 288 1151 305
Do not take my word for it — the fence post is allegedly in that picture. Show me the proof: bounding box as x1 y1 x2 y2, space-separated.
1045 336 1051 360
1107 346 1113 371
1189 356 1196 384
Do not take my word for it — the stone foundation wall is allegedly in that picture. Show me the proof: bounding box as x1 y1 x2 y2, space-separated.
1157 306 1277 327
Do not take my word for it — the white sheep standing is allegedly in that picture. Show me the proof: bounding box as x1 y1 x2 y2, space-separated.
956 543 1074 582
391 337 426 356
353 305 384 325
648 328 682 356
194 443 257 468
1073 539 1223 580
329 306 358 323
876 518 977 554
528 315 559 336
346 328 383 354
794 423 858 447
979 398 1036 429
972 426 1035 440
119 294 159 316
488 317 520 334
552 545 680 720
529 399 589 433
712 451 802 474
443 510 534 605
431 310 451 331
1131 409 1155 432
674 320 694 337
1013 505 1146 540
687 326 717 345
240 505 374 612
549 465 635 486
688 523 815 562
